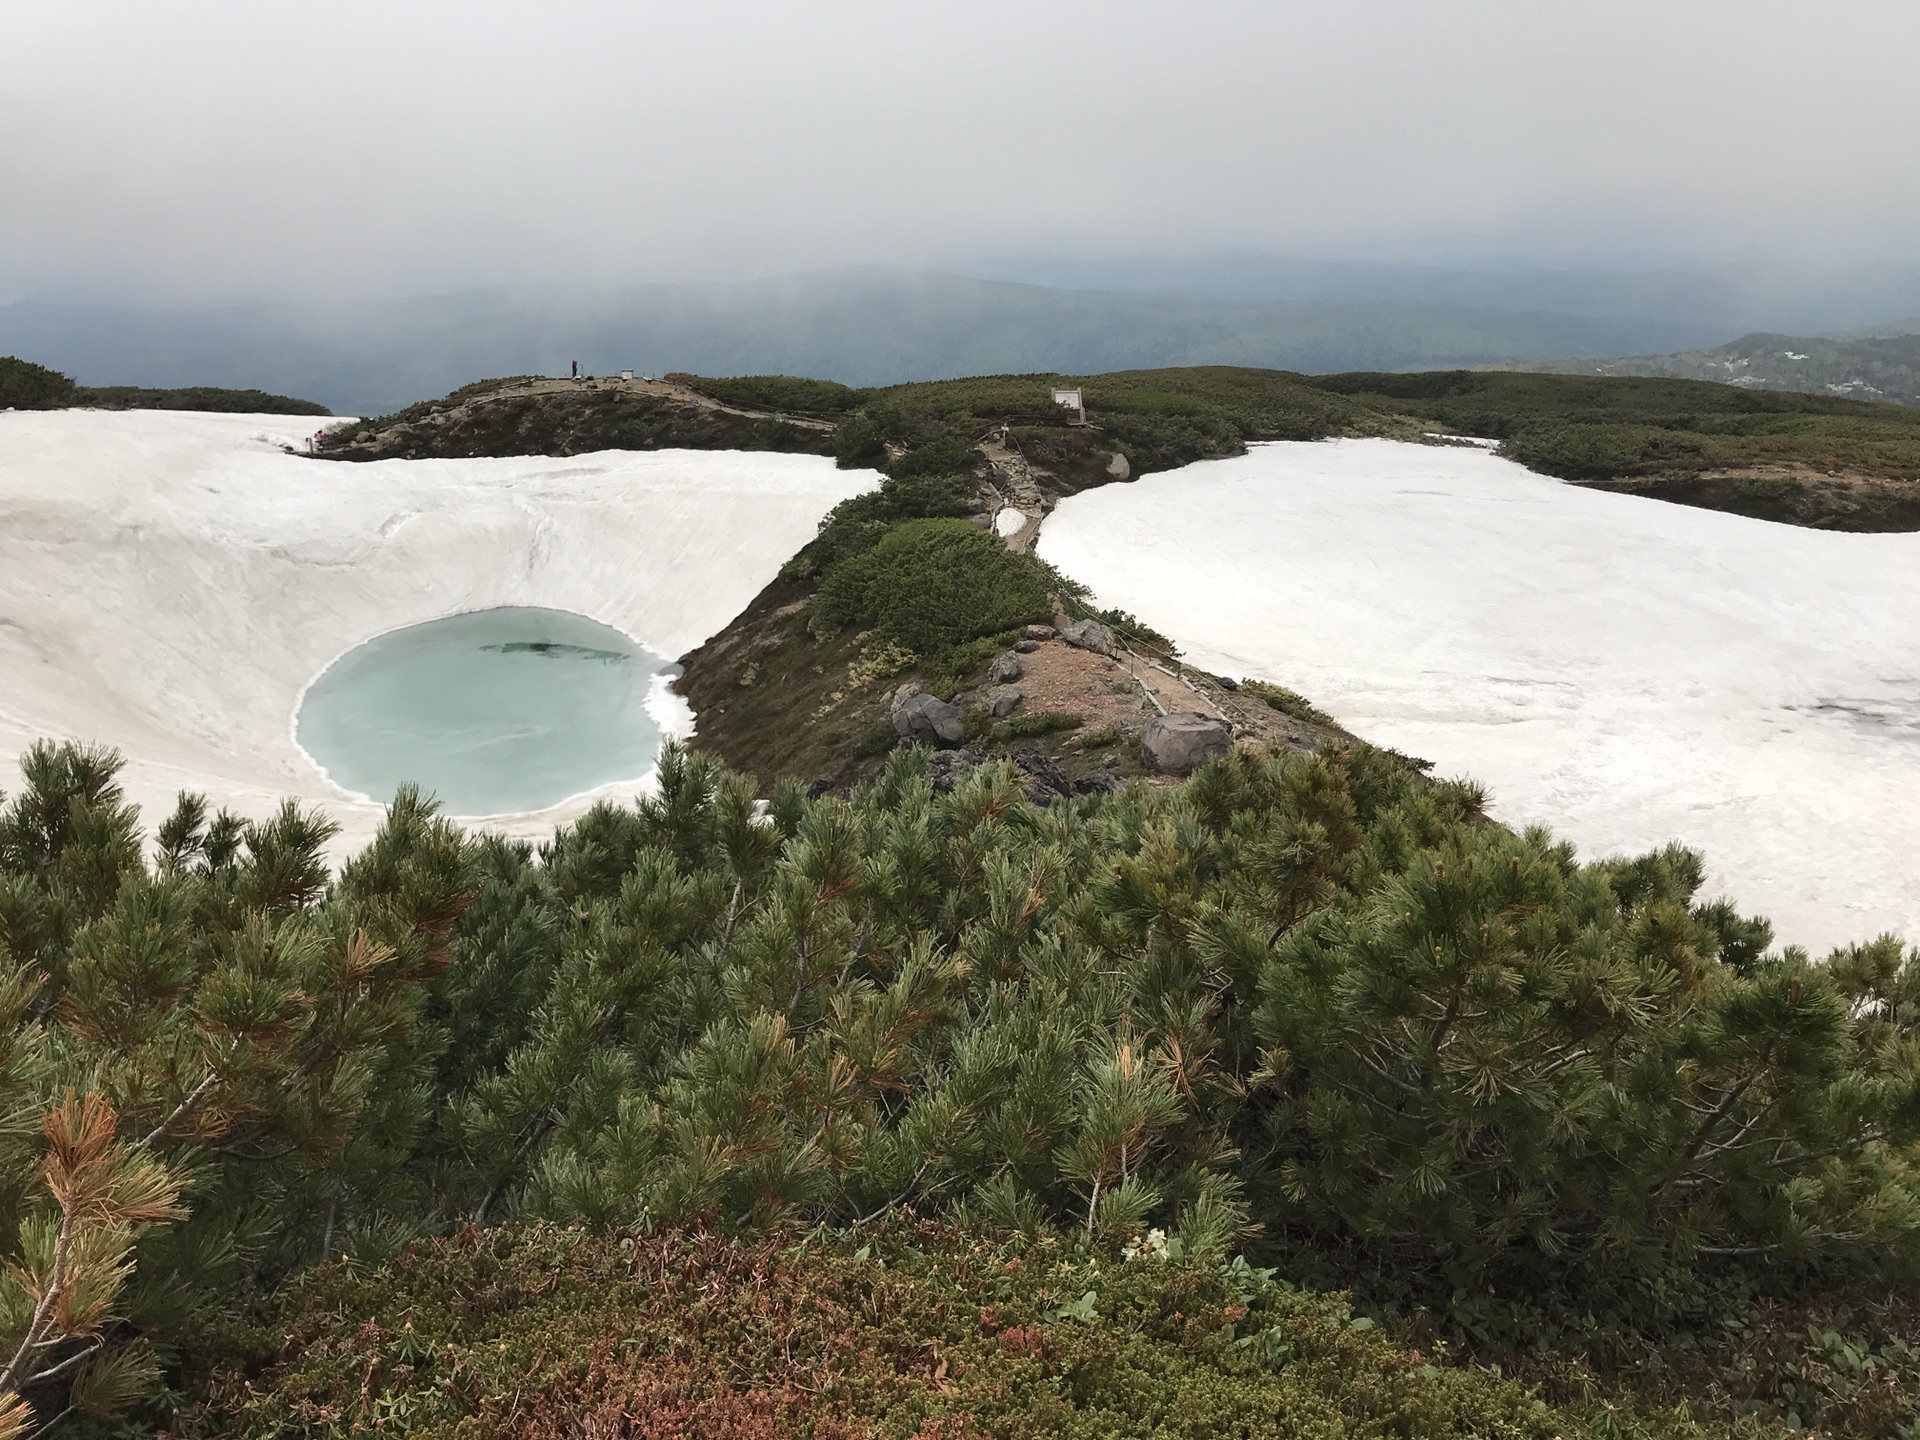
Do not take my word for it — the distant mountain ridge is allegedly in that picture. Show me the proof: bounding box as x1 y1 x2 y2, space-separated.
0 266 1747 416
1503 327 1920 407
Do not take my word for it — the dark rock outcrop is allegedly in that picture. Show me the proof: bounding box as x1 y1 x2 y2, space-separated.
893 693 966 749
925 747 984 793
1012 747 1074 805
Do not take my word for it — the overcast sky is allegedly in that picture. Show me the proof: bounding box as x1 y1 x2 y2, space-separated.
5 0 1918 302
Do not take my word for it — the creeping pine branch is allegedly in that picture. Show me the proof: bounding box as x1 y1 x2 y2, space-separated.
716 879 745 966
472 1111 559 1224
0 1208 73 1400
137 1072 221 1150
1 1093 183 1436
1676 1071 1763 1171
1339 1035 1420 1097
23 1340 99 1387
848 1161 931 1228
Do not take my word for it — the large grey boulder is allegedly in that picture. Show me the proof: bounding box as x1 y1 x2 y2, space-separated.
1140 711 1232 774
1060 619 1118 656
987 651 1024 684
893 692 966 749
989 685 1023 718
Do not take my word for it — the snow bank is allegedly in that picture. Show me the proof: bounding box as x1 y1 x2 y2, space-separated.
1038 438 1920 952
0 410 875 851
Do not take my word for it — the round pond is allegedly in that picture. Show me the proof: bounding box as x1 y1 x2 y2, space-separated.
296 607 671 815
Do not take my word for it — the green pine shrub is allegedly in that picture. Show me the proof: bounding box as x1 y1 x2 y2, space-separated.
1242 679 1332 725
71 384 330 415
814 518 1055 652
0 355 77 408
1001 709 1084 738
788 471 976 580
8 734 1920 1433
1309 369 1920 485
670 372 865 416
1067 602 1180 656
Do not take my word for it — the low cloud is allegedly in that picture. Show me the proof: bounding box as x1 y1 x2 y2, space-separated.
4 0 1917 302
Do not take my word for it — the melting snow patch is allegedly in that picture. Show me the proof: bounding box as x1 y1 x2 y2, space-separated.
1038 438 1920 951
0 410 877 852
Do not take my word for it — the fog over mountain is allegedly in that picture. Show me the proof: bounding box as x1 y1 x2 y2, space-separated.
5 2 1920 409
13 261 1920 417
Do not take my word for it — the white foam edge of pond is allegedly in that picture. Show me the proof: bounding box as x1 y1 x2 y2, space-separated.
285 610 697 818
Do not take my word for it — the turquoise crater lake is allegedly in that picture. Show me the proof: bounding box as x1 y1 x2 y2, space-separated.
296 608 671 815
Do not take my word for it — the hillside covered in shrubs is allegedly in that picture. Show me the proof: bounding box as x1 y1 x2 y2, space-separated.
5 737 1920 1435
1312 369 1920 530
8 358 1920 1434
0 355 329 416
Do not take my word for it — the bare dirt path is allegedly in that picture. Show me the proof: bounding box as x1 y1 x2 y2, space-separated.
975 430 1052 551
977 430 1331 753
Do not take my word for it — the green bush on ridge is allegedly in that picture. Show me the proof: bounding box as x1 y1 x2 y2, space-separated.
1309 369 1920 484
671 371 864 416
0 355 329 414
814 517 1055 653
0 355 78 408
787 470 977 580
1001 708 1084 738
1242 679 1333 725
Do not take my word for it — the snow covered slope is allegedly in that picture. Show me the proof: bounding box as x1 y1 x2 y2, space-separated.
0 410 875 850
1039 438 1920 952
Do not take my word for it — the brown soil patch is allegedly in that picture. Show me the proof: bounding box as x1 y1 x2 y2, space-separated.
994 644 1157 729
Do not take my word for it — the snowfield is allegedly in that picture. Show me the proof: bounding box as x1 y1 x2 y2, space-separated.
1039 438 1920 953
0 410 874 851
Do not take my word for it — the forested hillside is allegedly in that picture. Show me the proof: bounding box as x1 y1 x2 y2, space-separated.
5 738 1920 1435
1508 328 1920 408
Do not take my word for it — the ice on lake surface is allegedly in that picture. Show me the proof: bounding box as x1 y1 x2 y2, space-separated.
1038 438 1920 952
297 608 670 815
